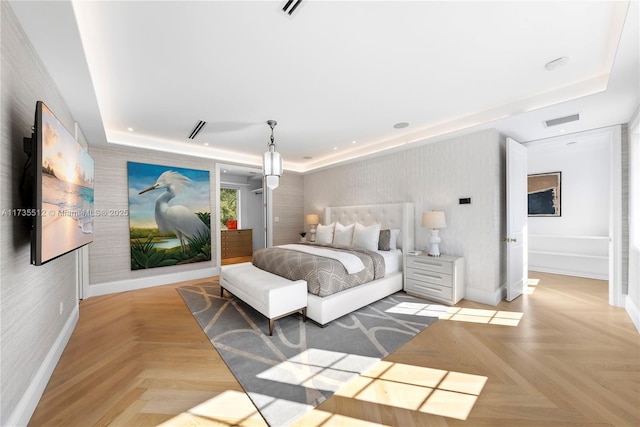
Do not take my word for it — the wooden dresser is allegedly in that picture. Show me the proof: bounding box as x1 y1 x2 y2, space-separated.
221 229 253 259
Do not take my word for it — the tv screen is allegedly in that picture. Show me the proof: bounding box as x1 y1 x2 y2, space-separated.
29 101 95 265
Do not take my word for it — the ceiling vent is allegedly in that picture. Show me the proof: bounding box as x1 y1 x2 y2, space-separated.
188 120 207 139
544 114 580 128
282 0 303 16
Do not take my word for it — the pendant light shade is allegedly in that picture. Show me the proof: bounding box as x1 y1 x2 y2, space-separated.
263 120 282 189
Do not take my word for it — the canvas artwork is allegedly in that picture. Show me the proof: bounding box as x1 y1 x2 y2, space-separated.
127 162 211 270
528 172 561 217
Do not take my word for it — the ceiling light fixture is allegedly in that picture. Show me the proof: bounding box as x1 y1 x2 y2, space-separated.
263 120 283 190
544 56 569 71
127 127 134 132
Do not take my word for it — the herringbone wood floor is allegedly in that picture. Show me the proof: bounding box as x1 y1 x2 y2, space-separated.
28 272 639 426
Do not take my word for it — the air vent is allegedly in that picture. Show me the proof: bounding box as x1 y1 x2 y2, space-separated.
282 0 303 15
188 120 207 139
545 114 579 128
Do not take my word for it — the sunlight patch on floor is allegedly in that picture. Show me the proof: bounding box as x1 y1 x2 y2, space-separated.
525 277 540 294
255 348 378 391
442 307 524 326
385 301 450 317
386 301 524 326
336 360 487 420
158 390 266 426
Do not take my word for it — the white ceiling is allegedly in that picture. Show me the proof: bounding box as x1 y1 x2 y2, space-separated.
9 1 639 175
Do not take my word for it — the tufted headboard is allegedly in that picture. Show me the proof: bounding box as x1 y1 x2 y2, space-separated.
324 203 414 252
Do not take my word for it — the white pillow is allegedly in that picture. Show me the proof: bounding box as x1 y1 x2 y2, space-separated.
389 229 401 250
315 222 335 244
352 222 381 251
333 222 355 246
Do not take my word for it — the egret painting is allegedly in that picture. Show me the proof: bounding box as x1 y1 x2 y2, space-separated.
127 162 211 270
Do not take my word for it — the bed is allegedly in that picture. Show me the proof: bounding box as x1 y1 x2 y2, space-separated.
254 202 415 325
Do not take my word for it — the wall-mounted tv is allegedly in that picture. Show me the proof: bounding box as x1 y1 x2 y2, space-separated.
24 101 95 265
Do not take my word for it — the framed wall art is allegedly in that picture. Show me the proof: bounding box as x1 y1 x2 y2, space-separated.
528 171 561 217
127 161 211 270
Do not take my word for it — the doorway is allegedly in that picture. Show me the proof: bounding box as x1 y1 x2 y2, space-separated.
216 163 266 266
521 125 623 307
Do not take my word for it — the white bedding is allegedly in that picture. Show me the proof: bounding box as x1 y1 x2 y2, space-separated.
378 249 403 274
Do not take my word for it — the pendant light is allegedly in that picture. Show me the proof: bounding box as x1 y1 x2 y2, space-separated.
263 120 283 190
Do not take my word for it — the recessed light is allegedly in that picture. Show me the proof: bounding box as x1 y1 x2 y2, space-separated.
544 56 569 71
352 140 357 144
333 147 338 150
127 127 134 132
204 142 209 146
393 122 409 129
559 129 566 133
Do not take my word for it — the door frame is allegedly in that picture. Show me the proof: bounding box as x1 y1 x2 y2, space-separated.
522 125 623 307
215 163 267 266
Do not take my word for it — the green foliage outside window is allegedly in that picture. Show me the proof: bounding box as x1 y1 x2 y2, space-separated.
220 188 238 228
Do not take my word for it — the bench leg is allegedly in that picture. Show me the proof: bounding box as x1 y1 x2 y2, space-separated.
269 319 274 336
220 286 224 297
302 307 307 322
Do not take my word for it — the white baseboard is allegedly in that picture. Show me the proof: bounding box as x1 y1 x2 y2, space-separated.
87 267 219 298
529 266 608 281
625 294 640 333
6 305 79 427
464 285 503 306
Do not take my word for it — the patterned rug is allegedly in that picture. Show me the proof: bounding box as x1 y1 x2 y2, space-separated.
177 282 442 426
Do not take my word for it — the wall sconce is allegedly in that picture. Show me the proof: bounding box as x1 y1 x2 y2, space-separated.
422 211 446 257
306 214 320 242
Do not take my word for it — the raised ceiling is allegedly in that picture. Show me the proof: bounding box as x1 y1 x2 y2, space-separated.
9 1 639 173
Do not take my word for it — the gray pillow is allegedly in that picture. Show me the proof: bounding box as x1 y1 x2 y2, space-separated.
378 229 391 251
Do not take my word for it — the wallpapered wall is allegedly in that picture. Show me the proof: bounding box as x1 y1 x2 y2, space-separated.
303 128 506 304
1 3 80 424
88 144 217 289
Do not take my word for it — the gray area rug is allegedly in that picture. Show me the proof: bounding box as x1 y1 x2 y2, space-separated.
178 282 440 426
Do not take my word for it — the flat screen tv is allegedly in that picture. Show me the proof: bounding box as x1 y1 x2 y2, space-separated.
24 101 95 265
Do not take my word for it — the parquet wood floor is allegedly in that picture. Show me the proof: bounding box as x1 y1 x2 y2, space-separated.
28 272 639 426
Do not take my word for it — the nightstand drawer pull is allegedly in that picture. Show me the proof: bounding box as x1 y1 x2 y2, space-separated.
415 272 442 280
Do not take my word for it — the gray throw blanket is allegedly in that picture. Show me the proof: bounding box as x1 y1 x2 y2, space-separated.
252 244 385 297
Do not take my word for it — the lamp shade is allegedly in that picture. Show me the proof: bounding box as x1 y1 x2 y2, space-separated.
422 211 446 229
306 214 320 225
263 149 282 190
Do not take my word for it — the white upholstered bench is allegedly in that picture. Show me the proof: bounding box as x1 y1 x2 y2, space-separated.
219 262 307 335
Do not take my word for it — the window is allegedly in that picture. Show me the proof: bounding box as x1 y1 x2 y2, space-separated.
220 187 239 229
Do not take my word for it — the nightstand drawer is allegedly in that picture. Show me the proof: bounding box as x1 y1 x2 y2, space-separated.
406 256 453 274
406 268 452 287
406 278 453 301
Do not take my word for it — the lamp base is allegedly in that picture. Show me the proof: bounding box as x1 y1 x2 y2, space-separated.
427 229 442 257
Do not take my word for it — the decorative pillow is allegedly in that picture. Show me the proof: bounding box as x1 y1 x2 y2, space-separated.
378 229 391 251
333 222 355 246
352 222 381 251
315 222 335 244
389 229 401 250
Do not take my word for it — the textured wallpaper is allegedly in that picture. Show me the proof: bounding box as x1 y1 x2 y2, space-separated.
88 145 216 286
303 128 506 304
1 3 80 423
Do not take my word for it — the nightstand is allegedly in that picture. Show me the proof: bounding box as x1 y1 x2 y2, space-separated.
404 253 465 305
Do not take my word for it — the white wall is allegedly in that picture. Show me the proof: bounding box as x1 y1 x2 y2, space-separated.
1 4 80 424
526 128 613 279
627 107 640 331
527 132 611 235
303 128 506 305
